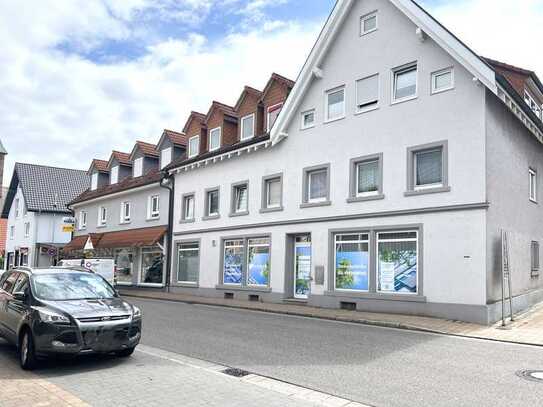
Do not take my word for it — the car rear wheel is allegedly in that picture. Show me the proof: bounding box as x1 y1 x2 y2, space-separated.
20 330 37 370
116 347 136 358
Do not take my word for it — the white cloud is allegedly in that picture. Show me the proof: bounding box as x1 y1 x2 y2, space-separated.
0 1 320 186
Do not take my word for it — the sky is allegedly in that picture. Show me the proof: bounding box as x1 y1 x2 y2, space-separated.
1 0 543 186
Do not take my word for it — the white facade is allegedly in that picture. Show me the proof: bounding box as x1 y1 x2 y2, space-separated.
167 0 496 323
4 187 72 269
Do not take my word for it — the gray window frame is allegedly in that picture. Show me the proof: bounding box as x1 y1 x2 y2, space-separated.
301 163 331 208
348 153 384 203
217 234 272 292
230 181 250 217
405 140 450 196
181 192 195 223
203 187 220 220
260 173 284 213
531 240 540 277
174 239 201 286
326 224 425 301
529 167 537 203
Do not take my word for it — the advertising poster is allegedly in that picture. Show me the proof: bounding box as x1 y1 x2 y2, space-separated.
379 262 396 292
223 249 243 284
335 247 369 290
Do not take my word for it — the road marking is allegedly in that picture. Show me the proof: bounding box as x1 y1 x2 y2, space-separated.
136 344 372 407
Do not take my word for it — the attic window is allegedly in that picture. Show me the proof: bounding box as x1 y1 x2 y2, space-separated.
241 114 255 140
110 166 119 184
188 136 200 158
91 173 98 190
161 147 172 168
360 12 378 35
524 90 542 120
133 157 143 178
209 127 221 151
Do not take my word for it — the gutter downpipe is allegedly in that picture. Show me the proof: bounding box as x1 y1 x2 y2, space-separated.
160 171 175 293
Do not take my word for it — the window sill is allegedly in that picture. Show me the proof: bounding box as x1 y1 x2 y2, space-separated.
391 95 418 106
120 221 131 225
347 194 385 203
96 225 107 229
355 105 379 115
260 206 284 214
137 283 164 288
431 86 454 95
300 125 315 131
300 200 332 209
323 116 346 125
229 211 249 218
531 270 540 278
146 217 160 222
324 290 426 302
202 215 221 221
215 284 272 293
174 282 199 288
404 186 451 197
530 198 538 204
180 218 195 224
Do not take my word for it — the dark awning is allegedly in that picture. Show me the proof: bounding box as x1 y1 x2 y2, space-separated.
96 226 167 249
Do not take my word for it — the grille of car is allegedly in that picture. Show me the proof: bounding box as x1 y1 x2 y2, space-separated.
76 314 131 323
56 331 78 344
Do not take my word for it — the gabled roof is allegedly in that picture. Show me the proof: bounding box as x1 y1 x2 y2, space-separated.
270 0 497 144
156 129 187 150
129 141 159 161
88 159 109 175
2 163 88 217
260 73 295 102
70 168 161 206
107 151 132 169
234 86 263 111
483 57 543 97
205 101 237 123
182 111 207 134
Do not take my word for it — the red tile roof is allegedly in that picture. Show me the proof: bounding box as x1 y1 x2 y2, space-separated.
234 86 263 111
96 226 167 248
70 168 161 205
110 151 132 166
163 129 187 146
182 111 207 134
89 159 109 174
135 141 159 157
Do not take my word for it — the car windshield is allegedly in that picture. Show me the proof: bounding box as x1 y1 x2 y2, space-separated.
31 273 116 301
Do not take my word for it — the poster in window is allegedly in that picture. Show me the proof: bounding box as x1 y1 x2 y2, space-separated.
248 246 270 286
224 246 243 284
335 243 369 291
378 241 417 293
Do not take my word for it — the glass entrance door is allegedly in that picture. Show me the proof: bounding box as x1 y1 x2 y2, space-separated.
294 236 312 299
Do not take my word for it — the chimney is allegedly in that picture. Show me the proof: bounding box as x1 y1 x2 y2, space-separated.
0 139 6 198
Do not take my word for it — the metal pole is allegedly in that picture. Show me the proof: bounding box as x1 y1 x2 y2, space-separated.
508 270 514 322
501 230 506 327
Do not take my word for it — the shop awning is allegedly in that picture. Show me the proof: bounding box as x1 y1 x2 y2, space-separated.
63 235 89 251
95 226 167 249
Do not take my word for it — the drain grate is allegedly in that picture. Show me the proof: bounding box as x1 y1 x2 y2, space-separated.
222 368 251 378
517 370 543 383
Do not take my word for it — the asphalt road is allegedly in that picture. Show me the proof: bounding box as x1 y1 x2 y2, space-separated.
132 297 543 407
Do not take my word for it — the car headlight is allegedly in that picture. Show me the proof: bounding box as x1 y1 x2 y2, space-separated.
38 309 71 325
132 306 142 319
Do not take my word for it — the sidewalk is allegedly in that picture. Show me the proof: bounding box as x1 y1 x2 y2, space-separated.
120 289 543 347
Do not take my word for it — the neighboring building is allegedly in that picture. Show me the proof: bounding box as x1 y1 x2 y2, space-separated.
2 163 88 269
164 0 543 324
0 139 8 257
66 130 186 287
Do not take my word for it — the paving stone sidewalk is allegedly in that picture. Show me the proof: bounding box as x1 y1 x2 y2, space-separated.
0 339 369 407
121 289 543 347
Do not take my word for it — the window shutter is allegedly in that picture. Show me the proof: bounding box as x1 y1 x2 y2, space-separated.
358 161 379 193
416 149 442 186
356 75 379 109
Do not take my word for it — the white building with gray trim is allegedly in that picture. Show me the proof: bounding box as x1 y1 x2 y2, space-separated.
172 0 543 324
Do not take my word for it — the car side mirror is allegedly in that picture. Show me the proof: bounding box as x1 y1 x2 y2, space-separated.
12 291 27 302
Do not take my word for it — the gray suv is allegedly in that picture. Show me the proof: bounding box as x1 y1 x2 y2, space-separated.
0 267 142 370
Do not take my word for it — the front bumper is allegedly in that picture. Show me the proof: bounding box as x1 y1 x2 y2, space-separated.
33 317 142 356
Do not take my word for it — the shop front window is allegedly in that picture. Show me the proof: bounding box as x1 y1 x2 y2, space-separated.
377 231 418 294
334 234 369 291
247 238 270 286
114 248 134 284
177 242 199 284
223 240 244 285
140 247 164 285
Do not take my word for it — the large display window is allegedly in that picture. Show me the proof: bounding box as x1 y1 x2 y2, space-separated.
140 247 164 285
247 238 270 287
177 242 200 284
223 239 244 285
334 234 369 291
222 237 271 287
377 232 418 294
114 248 134 284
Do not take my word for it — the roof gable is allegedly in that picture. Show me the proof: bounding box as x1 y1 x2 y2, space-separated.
260 73 295 103
129 141 159 161
270 0 497 144
182 112 206 134
2 163 88 217
156 129 187 150
234 86 263 111
88 159 109 175
205 101 236 123
107 151 132 169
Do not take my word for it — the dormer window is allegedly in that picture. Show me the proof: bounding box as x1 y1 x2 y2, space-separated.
91 173 98 190
525 89 542 120
161 147 172 168
110 166 119 184
267 103 283 132
133 157 143 178
209 127 221 151
241 114 255 140
188 136 199 158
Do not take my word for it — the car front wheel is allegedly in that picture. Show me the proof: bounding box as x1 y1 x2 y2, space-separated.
20 330 37 370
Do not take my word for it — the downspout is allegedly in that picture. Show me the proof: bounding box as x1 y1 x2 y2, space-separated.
159 171 174 293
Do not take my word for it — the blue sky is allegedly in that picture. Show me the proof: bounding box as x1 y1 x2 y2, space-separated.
1 0 542 186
